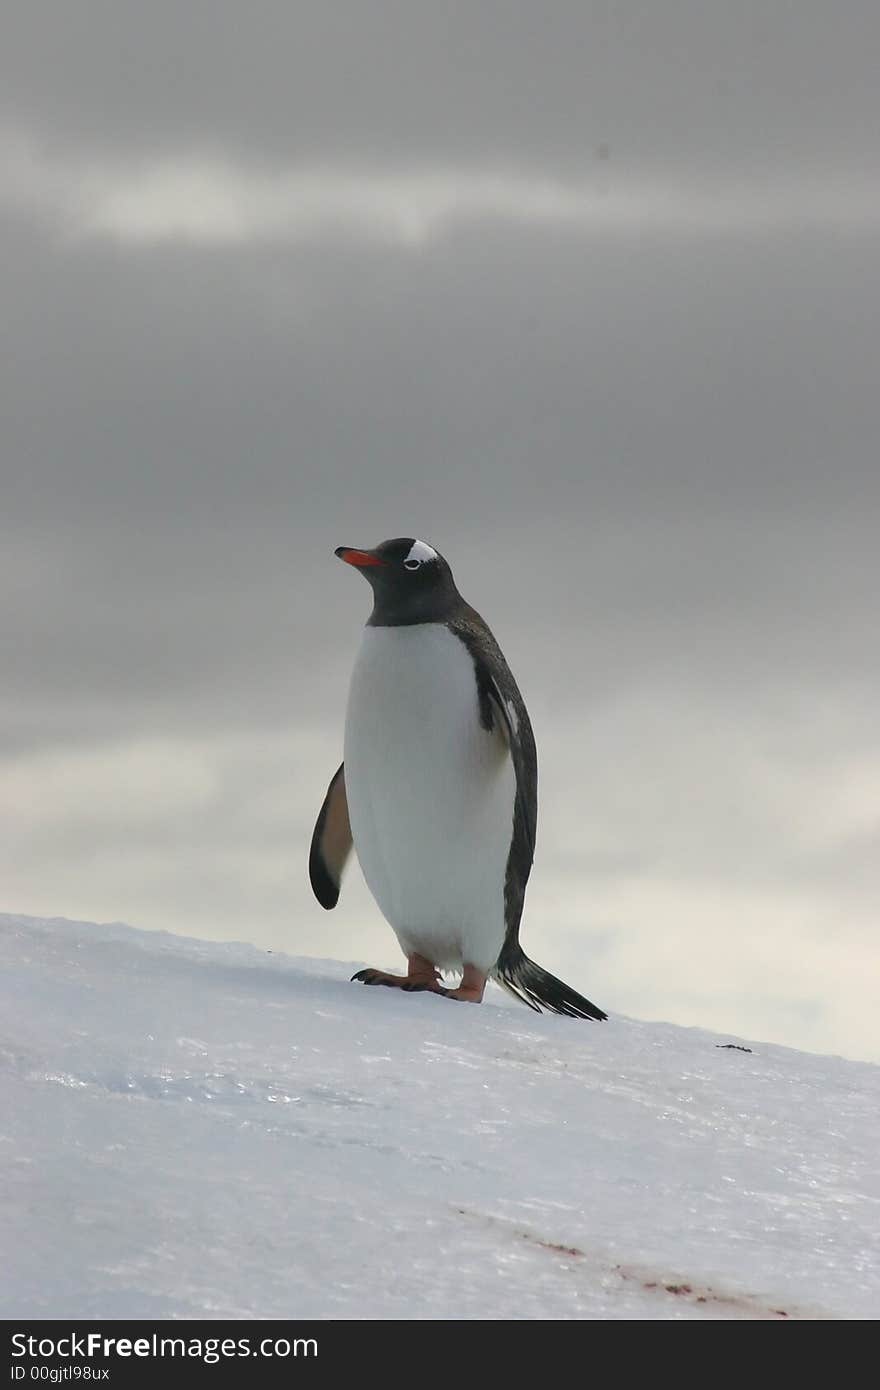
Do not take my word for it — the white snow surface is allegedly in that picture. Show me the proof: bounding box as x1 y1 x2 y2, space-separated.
1 912 878 1321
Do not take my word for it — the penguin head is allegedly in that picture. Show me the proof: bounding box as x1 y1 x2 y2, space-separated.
335 537 460 625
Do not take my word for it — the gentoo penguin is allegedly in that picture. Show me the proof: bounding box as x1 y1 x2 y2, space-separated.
309 537 606 1019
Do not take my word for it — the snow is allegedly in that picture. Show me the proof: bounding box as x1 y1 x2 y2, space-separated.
1 912 877 1321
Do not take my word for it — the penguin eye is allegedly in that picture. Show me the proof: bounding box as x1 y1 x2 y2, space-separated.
403 559 421 571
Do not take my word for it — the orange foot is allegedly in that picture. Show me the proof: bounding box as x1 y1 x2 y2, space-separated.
351 953 444 992
440 966 487 1003
351 967 404 987
441 984 485 1003
350 967 444 991
352 959 487 1004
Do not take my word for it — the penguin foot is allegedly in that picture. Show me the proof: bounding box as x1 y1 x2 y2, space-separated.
439 965 487 1004
350 968 410 988
351 954 444 992
352 958 487 1002
440 985 484 1003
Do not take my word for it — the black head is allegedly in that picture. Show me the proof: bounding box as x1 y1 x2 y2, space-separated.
334 537 460 626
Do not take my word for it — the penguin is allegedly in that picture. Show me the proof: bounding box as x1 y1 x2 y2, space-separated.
309 537 607 1019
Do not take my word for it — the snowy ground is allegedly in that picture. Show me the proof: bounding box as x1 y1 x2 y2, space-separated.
1 912 878 1320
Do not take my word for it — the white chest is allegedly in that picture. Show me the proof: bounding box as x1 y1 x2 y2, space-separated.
342 624 515 971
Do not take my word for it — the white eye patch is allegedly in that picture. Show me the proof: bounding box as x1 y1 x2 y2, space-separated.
403 539 438 568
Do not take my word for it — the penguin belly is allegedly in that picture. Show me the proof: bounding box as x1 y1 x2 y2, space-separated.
343 624 516 974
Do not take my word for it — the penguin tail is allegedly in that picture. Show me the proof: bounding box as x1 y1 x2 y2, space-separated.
493 944 607 1021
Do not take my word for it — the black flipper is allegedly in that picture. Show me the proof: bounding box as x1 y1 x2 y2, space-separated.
450 607 606 1022
447 606 537 941
309 763 352 910
494 942 607 1021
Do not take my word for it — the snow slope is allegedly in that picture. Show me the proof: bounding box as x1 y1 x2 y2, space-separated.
1 912 877 1321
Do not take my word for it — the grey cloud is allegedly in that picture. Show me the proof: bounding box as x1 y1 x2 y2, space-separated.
3 3 880 178
4 219 878 522
2 212 878 735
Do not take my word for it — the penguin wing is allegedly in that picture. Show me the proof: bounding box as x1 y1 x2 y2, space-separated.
451 613 607 1022
449 612 538 903
474 657 538 879
309 763 352 909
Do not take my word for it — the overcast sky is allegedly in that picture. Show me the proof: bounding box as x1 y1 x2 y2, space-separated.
2 3 879 1062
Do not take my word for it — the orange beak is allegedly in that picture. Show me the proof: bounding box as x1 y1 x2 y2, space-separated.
335 547 386 567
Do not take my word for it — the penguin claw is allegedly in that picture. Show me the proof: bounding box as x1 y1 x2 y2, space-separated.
351 968 397 986
351 967 449 994
351 967 411 988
